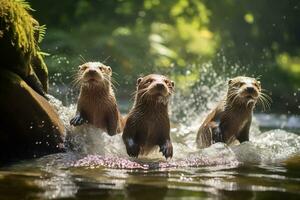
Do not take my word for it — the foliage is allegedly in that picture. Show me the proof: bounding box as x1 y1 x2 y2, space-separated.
28 0 300 113
0 0 49 91
0 0 36 70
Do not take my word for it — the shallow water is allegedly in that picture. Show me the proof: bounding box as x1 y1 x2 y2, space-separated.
2 64 300 200
1 94 300 200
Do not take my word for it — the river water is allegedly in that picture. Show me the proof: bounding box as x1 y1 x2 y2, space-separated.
1 72 300 199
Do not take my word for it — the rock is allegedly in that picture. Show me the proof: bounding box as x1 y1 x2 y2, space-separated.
0 71 65 164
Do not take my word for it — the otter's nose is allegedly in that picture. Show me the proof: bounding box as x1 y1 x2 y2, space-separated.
156 83 165 90
246 87 255 93
87 69 97 74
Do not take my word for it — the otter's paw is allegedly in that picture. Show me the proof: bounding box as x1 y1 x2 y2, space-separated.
70 114 87 126
125 138 140 157
159 140 173 159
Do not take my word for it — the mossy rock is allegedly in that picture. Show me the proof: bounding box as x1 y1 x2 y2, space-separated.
0 0 48 93
0 0 65 164
0 70 65 164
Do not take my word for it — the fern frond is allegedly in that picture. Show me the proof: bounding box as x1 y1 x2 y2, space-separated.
37 24 46 43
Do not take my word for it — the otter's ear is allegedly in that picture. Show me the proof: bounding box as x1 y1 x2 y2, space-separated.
171 81 175 88
106 66 112 75
136 77 143 86
257 80 261 86
228 79 232 85
79 65 86 70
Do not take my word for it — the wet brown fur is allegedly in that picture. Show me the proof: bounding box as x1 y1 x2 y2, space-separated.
70 62 124 135
122 74 175 159
196 76 270 148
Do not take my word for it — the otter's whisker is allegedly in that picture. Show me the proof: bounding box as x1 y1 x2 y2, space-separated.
112 71 119 76
259 96 271 110
260 92 272 101
258 94 271 109
257 97 267 111
101 56 111 64
110 76 119 87
79 55 87 64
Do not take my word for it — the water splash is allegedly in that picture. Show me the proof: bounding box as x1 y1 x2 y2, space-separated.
45 61 300 170
3 63 300 200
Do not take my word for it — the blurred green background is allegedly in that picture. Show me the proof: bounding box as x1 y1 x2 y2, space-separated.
28 0 300 114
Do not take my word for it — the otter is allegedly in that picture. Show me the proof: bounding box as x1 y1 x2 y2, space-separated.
196 76 270 148
70 62 123 136
122 74 175 159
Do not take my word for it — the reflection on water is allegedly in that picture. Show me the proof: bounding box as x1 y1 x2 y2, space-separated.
1 155 300 199
0 95 299 199
1 69 300 199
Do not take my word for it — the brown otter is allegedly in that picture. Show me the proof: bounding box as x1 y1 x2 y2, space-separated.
70 62 123 136
196 76 270 148
122 74 175 159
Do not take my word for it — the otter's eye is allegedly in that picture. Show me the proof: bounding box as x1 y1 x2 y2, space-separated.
146 79 153 85
98 66 104 71
234 82 244 88
164 80 173 87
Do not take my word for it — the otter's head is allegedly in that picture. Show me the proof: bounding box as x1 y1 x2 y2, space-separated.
226 76 262 109
77 62 112 88
135 74 175 105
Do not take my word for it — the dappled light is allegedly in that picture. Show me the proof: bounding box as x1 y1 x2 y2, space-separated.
0 0 300 199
